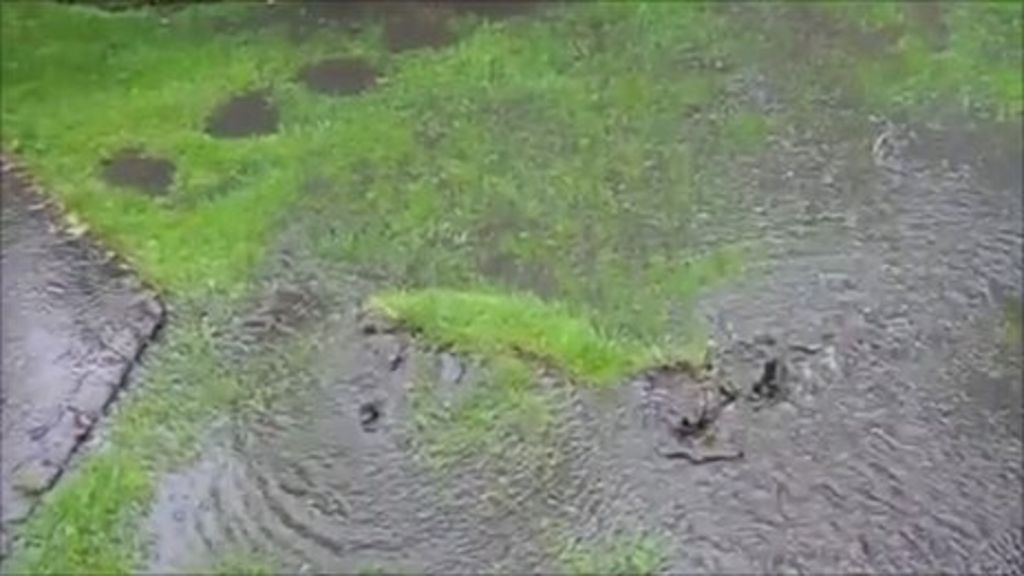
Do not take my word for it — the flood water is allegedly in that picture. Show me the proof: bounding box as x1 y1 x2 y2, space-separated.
139 5 1022 574
140 109 1023 574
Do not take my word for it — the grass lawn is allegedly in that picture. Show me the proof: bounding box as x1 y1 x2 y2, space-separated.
1 1 1020 573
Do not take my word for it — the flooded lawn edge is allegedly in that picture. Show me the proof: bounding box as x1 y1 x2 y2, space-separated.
7 301 236 574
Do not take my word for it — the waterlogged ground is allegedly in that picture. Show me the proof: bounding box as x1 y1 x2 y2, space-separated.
1 1 1021 574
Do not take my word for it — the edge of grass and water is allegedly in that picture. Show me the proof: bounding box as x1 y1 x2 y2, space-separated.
2 1 1020 573
6 295 318 574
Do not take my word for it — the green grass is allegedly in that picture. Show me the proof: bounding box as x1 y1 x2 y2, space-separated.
560 533 668 575
373 289 665 386
752 3 1023 123
7 450 151 575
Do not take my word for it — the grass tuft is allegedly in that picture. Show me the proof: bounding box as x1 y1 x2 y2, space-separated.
372 288 664 386
8 451 152 575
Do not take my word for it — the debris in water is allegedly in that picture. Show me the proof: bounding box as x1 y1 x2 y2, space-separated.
388 350 404 372
359 401 381 432
657 447 744 464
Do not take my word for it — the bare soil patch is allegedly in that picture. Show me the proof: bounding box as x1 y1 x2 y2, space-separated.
204 90 279 139
297 57 379 97
100 148 175 196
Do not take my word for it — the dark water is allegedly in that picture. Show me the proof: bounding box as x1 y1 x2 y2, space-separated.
141 113 1023 574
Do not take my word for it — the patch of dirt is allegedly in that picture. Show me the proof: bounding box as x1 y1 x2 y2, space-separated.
204 90 280 139
384 4 457 53
101 148 175 196
297 57 379 97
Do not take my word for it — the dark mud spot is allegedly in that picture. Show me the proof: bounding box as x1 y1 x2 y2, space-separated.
101 148 175 196
384 4 457 53
297 57 379 97
204 90 280 139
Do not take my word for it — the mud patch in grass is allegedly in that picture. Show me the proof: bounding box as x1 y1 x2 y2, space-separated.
100 148 175 196
384 4 457 53
297 57 379 97
205 90 280 139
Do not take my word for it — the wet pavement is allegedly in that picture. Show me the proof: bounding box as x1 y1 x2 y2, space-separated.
141 110 1023 573
0 156 163 555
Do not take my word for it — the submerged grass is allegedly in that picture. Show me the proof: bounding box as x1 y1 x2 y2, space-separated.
8 300 314 574
410 355 557 468
9 310 224 574
560 532 668 575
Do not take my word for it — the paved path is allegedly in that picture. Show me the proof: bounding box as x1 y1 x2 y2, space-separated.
0 156 163 555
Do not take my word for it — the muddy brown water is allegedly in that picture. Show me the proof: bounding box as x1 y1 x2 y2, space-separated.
0 157 163 558
140 108 1023 573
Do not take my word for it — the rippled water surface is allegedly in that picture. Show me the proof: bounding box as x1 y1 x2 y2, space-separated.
141 112 1023 574
141 5 1022 574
